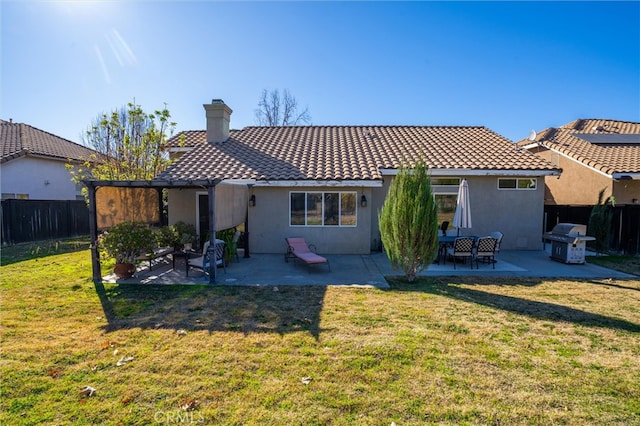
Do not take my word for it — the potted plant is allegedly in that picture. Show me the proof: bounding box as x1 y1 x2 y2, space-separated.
173 221 198 251
99 221 155 279
217 228 238 265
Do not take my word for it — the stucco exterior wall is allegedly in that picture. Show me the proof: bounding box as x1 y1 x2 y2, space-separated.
370 181 390 251
612 180 640 205
537 149 613 205
248 186 371 255
168 175 546 254
534 148 639 206
373 175 545 251
1 157 81 200
467 177 545 250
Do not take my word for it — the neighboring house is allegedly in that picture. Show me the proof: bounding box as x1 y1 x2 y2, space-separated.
157 99 559 254
519 118 640 253
519 119 640 206
1 119 97 200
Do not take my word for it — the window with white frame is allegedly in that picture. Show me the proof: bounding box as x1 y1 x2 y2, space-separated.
431 177 460 187
498 178 537 190
430 177 460 226
290 191 357 226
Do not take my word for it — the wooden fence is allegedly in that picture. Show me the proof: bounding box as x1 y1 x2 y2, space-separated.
1 199 90 245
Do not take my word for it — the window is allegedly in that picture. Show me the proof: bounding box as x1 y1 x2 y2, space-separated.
431 178 460 186
435 194 457 226
290 191 357 226
430 178 460 226
498 178 536 190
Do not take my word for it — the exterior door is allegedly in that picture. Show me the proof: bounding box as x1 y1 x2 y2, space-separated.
198 193 209 247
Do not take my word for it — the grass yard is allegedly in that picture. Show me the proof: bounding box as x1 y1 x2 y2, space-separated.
1 248 639 425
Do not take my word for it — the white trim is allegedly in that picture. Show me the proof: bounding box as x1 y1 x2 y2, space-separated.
613 173 640 180
380 168 559 177
497 177 537 190
289 190 358 227
253 180 382 187
168 147 193 153
520 142 541 150
219 179 256 186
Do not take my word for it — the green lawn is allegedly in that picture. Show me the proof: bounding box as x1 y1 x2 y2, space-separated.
1 248 639 425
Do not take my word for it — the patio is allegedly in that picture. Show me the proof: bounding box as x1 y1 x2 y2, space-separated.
102 246 636 287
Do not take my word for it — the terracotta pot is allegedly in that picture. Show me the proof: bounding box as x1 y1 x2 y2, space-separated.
113 263 136 279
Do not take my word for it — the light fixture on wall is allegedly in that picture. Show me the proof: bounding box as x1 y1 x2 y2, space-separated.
249 194 256 207
360 194 367 208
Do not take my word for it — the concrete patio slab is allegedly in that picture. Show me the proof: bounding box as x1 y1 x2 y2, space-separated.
102 246 636 287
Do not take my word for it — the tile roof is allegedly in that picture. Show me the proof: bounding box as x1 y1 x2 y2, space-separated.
519 118 640 175
160 125 556 182
1 119 96 164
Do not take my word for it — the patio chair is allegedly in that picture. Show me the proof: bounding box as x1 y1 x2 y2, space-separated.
489 231 504 254
284 237 330 271
474 236 498 269
440 221 449 236
447 237 475 269
186 239 226 277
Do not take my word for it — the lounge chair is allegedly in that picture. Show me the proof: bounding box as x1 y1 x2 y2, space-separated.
474 236 498 268
447 237 475 269
186 239 226 277
284 237 330 271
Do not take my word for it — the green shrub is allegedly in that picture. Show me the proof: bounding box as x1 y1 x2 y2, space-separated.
379 160 439 282
98 221 155 264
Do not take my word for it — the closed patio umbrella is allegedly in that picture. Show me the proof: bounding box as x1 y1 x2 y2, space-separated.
452 179 472 236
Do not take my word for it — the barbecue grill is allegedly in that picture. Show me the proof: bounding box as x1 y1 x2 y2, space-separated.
543 223 595 264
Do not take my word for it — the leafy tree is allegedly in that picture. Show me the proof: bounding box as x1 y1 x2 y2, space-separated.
254 89 311 126
67 101 177 186
588 188 616 254
379 161 439 282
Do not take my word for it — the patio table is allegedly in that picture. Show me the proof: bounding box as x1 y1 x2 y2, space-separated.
437 236 456 264
437 235 478 265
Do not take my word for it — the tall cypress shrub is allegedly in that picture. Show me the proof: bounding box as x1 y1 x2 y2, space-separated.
379 161 439 282
588 188 615 254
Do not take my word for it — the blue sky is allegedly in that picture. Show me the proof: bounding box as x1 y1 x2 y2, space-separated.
2 1 639 144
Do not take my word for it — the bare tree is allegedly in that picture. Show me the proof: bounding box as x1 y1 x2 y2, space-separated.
254 89 311 126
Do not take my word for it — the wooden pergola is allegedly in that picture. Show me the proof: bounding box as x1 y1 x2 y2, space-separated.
83 178 248 284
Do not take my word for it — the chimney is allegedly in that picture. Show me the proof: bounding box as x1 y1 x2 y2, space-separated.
203 99 232 144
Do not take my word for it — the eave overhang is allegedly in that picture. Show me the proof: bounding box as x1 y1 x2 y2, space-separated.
380 168 560 177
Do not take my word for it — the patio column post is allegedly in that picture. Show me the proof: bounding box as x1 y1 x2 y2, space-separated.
86 182 101 283
207 184 217 284
244 184 251 258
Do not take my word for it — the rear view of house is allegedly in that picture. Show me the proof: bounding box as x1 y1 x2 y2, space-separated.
158 99 559 254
